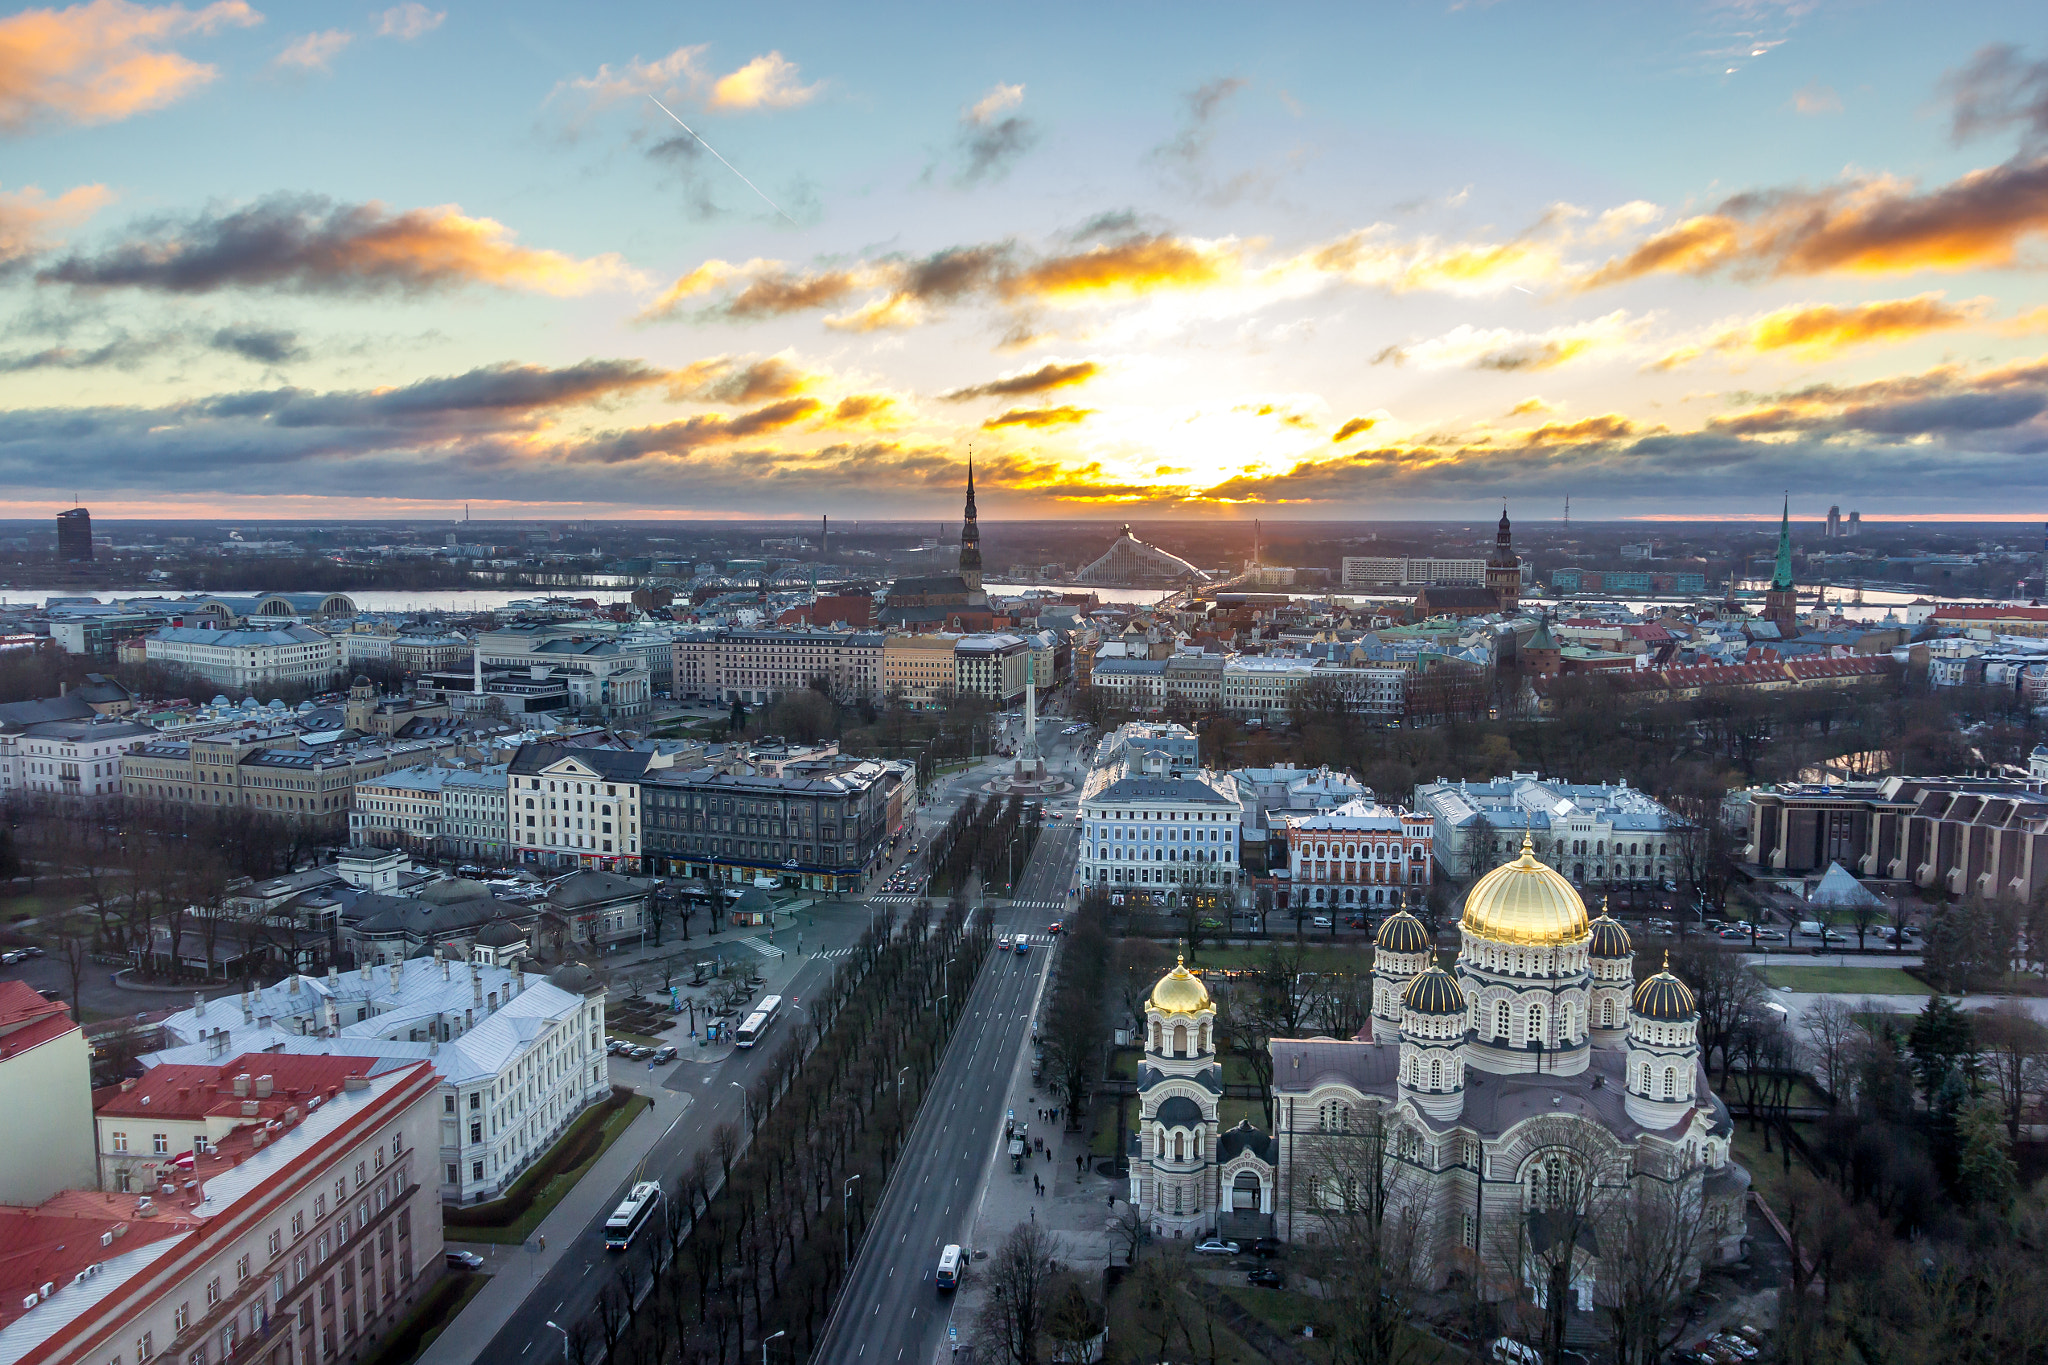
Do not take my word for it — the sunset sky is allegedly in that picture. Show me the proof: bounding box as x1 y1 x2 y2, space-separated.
4 0 2048 522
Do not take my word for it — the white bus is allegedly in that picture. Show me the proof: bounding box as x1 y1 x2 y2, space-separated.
935 1244 962 1291
604 1181 662 1251
733 994 783 1048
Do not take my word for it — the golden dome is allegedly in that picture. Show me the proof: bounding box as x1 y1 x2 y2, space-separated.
1460 833 1590 947
1148 956 1212 1015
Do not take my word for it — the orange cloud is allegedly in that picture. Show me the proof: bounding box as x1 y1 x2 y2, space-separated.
1521 414 1638 445
0 0 258 133
39 194 646 296
1726 293 1987 354
666 354 818 404
706 51 818 111
828 394 902 428
1506 397 1555 416
0 180 112 265
997 234 1235 305
982 405 1092 429
1583 156 2048 286
557 43 818 115
1331 416 1377 442
940 359 1099 401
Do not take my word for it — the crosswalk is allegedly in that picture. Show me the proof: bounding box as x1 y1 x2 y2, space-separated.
1006 898 1066 915
867 894 927 907
811 946 857 960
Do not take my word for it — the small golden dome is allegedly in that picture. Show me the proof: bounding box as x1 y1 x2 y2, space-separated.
1460 832 1590 947
1632 954 1697 1021
1148 955 1212 1015
1401 967 1466 1016
1375 909 1431 955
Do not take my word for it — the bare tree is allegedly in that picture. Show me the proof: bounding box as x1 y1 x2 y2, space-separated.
1488 1115 1627 1365
1294 1101 1431 1365
1130 1247 1192 1365
1799 998 1860 1109
1107 1201 1147 1267
1597 1155 1707 1365
1976 999 2048 1142
975 1219 1062 1365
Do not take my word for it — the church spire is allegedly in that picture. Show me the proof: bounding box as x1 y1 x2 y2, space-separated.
958 452 983 591
1771 492 1794 591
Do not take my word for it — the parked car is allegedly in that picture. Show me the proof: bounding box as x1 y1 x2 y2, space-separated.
1708 1334 1758 1361
445 1250 484 1270
1193 1238 1239 1256
652 1045 678 1064
0 950 23 965
1312 916 1332 928
16 946 42 958
1489 1339 1543 1365
1242 1237 1284 1258
628 1045 655 1060
1728 1326 1768 1350
1246 1267 1284 1287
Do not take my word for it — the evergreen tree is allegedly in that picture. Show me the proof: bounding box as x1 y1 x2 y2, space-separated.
728 695 746 737
1907 994 1977 1101
1957 1098 2018 1214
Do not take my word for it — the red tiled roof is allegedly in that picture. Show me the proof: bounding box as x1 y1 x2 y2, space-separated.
0 1193 200 1332
0 980 62 1030
1928 604 2048 621
95 1052 386 1121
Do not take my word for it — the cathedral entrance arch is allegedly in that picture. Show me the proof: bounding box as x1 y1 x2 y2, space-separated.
1232 1171 1261 1210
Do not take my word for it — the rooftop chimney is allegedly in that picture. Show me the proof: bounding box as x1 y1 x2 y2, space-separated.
472 967 483 1007
232 1073 250 1097
359 958 372 983
389 960 401 990
255 1075 273 1098
193 992 205 1018
512 965 524 994
288 973 300 995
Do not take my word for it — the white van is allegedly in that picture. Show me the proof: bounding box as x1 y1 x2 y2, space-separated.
936 1244 962 1291
1797 920 1825 938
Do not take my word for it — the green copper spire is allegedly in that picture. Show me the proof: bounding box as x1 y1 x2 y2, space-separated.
1771 493 1794 591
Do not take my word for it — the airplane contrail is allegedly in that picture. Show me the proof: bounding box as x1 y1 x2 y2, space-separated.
646 94 799 228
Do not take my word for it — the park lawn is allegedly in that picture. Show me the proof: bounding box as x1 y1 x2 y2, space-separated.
1754 965 1932 995
1219 1097 1264 1131
1090 1096 1138 1159
1105 1270 1265 1364
1189 945 1374 975
358 1269 488 1365
1222 1287 1462 1365
1731 1119 1820 1213
445 1093 650 1245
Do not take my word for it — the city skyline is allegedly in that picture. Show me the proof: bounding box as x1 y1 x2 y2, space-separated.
4 0 2048 521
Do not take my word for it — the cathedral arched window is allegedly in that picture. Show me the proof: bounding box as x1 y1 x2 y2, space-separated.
1173 1024 1188 1057
1430 1059 1443 1089
1174 1132 1185 1161
1151 1021 1161 1052
1639 1063 1653 1093
1663 1067 1678 1099
1495 1001 1510 1039
1561 1001 1573 1039
1527 1002 1544 1045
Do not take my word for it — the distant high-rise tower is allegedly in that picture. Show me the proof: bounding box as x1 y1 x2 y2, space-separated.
1487 503 1521 614
1826 505 1841 539
1847 510 1860 538
958 458 982 591
821 514 829 556
56 507 91 562
1763 495 1800 638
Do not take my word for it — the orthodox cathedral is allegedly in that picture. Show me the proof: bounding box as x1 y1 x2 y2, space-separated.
1132 835 1748 1300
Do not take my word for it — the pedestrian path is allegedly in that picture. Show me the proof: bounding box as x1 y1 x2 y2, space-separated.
735 935 787 960
1006 898 1066 914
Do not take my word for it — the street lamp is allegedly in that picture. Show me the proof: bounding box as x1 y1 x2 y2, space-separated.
843 1173 862 1265
762 1328 786 1365
543 1320 569 1363
897 1065 910 1105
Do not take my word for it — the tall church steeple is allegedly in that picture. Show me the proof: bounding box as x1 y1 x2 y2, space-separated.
1762 493 1800 638
1486 501 1521 614
958 454 983 591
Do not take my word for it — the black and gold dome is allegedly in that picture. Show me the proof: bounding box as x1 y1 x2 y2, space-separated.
1375 909 1431 955
1402 966 1467 1017
1588 909 1632 960
1631 963 1697 1021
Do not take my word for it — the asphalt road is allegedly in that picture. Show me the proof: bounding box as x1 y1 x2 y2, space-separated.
474 904 885 1364
813 823 1078 1365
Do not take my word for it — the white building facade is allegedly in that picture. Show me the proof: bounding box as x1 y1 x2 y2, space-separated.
145 625 340 692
